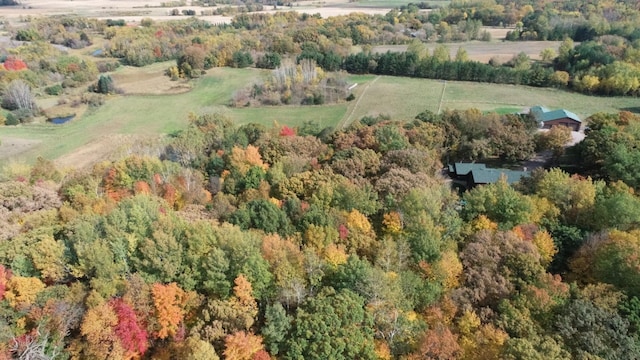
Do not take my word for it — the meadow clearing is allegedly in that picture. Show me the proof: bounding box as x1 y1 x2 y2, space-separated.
2 63 638 168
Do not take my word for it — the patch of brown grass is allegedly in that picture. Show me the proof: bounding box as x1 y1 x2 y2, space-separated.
110 63 194 95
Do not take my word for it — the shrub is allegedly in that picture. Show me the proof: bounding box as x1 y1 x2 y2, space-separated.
106 19 126 27
4 112 19 126
96 61 120 73
45 84 64 96
3 56 27 71
231 51 253 68
81 93 105 107
14 29 40 41
95 75 115 94
140 18 154 27
256 52 281 69
7 109 35 124
346 93 355 101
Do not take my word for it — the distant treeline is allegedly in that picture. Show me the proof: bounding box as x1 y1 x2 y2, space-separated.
341 51 557 88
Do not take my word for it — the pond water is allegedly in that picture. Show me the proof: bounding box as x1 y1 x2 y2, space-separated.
49 114 75 124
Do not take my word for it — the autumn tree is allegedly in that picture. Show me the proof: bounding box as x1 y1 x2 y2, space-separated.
453 230 545 312
4 276 45 308
282 288 376 360
109 298 149 358
151 282 187 340
462 178 533 229
178 45 207 78
80 302 125 360
535 125 572 162
224 331 265 360
193 275 258 347
524 168 598 228
572 230 640 298
410 324 460 360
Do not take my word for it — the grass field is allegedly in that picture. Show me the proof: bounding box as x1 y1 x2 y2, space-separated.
344 76 640 123
2 66 639 167
0 67 347 165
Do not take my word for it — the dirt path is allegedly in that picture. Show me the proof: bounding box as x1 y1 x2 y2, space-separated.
437 80 447 114
54 134 135 170
340 76 380 129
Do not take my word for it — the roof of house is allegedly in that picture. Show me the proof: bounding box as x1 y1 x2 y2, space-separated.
450 163 530 186
530 105 581 123
470 168 530 185
449 163 486 176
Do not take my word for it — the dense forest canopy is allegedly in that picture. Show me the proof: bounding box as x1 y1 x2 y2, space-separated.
2 109 640 358
2 1 640 358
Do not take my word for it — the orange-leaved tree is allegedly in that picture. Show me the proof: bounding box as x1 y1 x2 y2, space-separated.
151 282 186 340
223 331 265 360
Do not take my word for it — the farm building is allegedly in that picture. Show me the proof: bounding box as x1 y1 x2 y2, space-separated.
448 163 530 189
529 105 582 131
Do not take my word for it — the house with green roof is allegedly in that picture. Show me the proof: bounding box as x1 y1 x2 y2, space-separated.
529 105 582 131
448 163 530 189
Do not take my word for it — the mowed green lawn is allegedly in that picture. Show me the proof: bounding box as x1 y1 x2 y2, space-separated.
2 66 639 164
345 76 640 124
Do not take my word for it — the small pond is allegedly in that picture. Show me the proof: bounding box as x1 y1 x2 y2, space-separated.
49 114 75 124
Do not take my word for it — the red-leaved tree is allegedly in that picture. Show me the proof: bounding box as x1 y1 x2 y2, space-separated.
109 298 149 357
